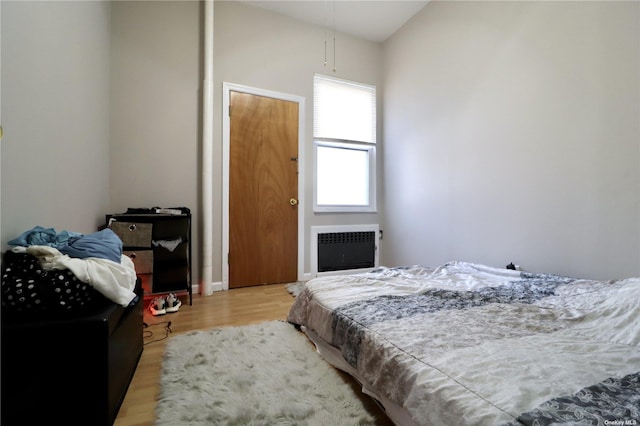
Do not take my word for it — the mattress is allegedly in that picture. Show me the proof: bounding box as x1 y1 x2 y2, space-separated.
287 261 640 425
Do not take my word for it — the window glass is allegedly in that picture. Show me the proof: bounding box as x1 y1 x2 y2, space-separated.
316 144 369 206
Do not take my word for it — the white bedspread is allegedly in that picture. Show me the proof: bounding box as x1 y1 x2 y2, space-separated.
287 261 640 425
16 245 137 306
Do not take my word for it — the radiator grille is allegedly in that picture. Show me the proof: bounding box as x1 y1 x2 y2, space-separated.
317 231 376 272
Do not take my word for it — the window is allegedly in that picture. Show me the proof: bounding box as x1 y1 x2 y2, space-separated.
313 74 376 212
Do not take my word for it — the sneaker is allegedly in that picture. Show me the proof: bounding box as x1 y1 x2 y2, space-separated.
149 297 166 316
165 293 182 313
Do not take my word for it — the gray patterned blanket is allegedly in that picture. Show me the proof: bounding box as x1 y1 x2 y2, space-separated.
287 261 640 426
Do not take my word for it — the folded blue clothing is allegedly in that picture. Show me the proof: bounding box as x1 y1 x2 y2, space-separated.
8 226 83 249
59 228 123 263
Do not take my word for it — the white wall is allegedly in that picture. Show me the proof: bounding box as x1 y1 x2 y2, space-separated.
1 1 111 246
214 1 383 278
382 1 640 280
109 1 201 283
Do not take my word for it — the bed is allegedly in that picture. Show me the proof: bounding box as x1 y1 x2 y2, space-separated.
287 261 640 425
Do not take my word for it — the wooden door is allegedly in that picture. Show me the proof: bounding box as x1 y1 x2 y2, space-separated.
229 91 298 288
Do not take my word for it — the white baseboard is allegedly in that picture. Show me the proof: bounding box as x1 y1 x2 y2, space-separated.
209 281 224 292
193 281 224 296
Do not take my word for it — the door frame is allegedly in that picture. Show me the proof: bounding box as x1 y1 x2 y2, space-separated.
222 82 305 290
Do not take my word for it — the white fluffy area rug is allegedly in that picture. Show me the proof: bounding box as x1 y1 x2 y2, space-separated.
156 320 379 426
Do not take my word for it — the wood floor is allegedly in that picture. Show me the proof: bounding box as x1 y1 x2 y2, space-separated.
113 283 393 426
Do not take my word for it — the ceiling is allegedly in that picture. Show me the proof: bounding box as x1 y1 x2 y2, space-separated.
238 1 430 43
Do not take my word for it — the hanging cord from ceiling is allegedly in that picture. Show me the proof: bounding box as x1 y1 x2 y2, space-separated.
332 0 336 72
323 0 336 72
323 0 328 67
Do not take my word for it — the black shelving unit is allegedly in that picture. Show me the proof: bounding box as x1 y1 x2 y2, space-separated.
106 212 192 305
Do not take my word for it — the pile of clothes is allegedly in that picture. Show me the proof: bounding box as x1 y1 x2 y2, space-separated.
2 226 137 319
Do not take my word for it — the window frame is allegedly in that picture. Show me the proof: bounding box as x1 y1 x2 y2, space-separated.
313 74 377 213
313 139 377 213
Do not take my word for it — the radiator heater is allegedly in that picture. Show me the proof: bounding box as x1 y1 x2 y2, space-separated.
312 225 379 275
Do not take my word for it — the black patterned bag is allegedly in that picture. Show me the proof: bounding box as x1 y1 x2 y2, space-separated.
1 250 103 321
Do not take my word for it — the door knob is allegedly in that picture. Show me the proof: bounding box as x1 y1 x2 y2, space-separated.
289 198 298 206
